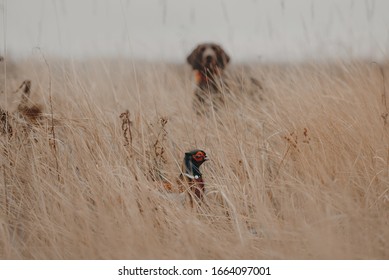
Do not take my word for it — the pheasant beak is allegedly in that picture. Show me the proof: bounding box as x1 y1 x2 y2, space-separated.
204 156 209 161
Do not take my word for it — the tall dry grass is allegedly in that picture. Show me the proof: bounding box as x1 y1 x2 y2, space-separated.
0 57 389 259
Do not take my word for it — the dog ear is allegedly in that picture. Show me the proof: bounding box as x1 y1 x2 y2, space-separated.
215 45 230 69
187 45 203 69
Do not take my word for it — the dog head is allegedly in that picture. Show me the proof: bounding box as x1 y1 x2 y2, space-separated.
187 43 230 74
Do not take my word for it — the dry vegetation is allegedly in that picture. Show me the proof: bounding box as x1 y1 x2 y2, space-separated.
0 57 389 259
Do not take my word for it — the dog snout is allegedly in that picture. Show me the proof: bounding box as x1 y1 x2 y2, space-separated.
206 55 213 62
203 47 216 63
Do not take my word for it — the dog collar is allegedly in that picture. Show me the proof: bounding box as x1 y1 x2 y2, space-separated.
194 68 222 84
195 71 208 83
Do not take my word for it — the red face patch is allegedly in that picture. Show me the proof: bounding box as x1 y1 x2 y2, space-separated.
192 151 207 162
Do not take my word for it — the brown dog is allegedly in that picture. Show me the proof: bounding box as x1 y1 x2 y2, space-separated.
187 43 230 114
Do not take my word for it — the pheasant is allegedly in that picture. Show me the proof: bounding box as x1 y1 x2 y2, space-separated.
163 149 209 207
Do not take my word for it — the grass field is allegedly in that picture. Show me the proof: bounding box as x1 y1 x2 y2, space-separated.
0 57 389 259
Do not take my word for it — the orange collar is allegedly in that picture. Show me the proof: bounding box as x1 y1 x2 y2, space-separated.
194 68 222 84
195 70 208 84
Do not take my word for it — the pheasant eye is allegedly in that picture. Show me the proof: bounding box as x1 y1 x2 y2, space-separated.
193 153 205 161
193 154 204 161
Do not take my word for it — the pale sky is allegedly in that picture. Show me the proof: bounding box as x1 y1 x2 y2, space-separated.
1 0 389 62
